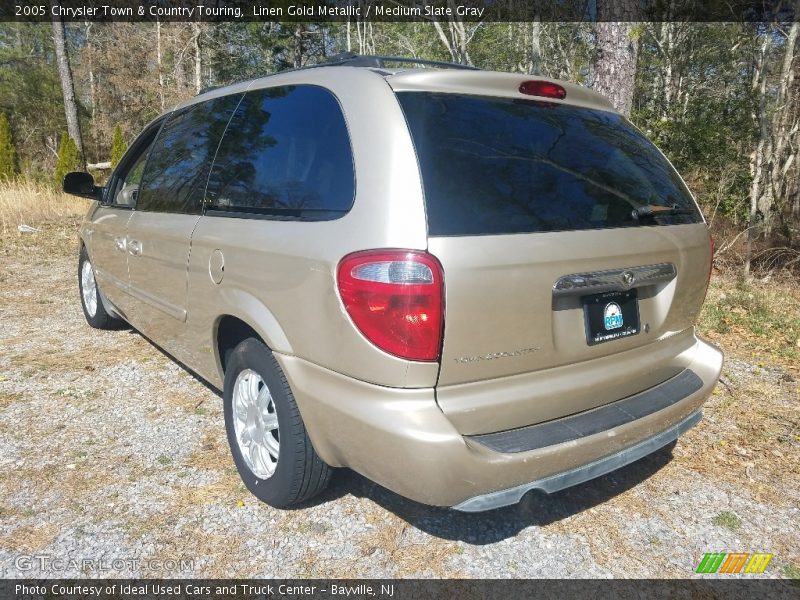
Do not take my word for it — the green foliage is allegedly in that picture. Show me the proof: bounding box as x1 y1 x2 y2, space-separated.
0 112 18 179
2 20 797 269
712 511 742 530
0 23 67 180
54 133 82 188
632 24 756 224
783 564 800 582
110 125 126 168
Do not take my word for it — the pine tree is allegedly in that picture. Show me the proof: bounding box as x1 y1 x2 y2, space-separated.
110 124 126 168
0 112 18 180
54 133 82 188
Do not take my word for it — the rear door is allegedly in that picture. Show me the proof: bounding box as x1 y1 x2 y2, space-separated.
397 92 711 416
125 94 242 345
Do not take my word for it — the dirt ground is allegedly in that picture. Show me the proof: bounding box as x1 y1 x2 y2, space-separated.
0 220 798 581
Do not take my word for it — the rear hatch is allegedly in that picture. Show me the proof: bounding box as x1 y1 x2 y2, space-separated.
392 76 712 432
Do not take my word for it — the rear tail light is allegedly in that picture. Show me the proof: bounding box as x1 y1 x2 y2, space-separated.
337 250 444 362
519 80 567 100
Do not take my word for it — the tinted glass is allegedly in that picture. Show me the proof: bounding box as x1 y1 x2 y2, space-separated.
206 85 354 219
112 140 153 207
397 92 701 236
137 94 243 213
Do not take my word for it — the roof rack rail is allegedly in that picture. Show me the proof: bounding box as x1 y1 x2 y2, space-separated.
320 53 480 71
193 54 479 96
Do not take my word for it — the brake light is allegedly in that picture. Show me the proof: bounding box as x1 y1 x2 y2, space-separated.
519 80 566 100
337 250 444 361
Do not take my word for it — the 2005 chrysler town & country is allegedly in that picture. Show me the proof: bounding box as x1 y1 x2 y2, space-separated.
64 55 723 512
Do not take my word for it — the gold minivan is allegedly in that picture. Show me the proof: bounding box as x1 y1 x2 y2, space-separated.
65 55 723 512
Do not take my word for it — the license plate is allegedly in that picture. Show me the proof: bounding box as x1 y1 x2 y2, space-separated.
583 289 640 345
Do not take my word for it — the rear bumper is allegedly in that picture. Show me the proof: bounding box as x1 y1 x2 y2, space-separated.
454 410 702 511
276 335 723 510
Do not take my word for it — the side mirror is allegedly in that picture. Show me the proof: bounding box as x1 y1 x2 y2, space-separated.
63 172 101 200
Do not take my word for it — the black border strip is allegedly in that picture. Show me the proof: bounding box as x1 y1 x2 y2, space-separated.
1 0 797 23
1 579 796 599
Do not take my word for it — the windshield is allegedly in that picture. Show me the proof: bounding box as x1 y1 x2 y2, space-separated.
397 92 702 236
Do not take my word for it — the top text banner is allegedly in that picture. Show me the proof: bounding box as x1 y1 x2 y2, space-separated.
0 0 796 22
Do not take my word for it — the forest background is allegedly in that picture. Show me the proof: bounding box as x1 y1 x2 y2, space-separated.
0 6 799 275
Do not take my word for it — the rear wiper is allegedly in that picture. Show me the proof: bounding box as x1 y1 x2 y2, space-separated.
631 204 696 220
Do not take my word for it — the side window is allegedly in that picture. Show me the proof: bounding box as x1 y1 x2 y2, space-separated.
112 140 153 207
206 85 355 220
137 94 243 214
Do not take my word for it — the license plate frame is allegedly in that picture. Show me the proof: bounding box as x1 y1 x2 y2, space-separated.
583 289 640 346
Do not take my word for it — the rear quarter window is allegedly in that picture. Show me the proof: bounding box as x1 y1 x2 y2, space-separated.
397 92 702 236
206 85 355 220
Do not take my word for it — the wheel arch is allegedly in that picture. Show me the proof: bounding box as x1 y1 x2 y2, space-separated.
213 305 292 379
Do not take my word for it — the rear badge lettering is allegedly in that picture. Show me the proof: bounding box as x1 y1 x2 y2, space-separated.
455 347 540 364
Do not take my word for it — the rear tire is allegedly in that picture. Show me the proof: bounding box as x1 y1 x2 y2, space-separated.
78 246 123 330
223 337 331 508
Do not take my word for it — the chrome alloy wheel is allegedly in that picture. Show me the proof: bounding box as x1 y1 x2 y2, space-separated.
81 260 98 317
232 369 280 479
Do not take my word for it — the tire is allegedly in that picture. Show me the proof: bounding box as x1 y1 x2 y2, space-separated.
223 337 331 508
78 246 124 330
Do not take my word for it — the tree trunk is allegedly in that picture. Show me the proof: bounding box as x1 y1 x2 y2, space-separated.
592 0 642 117
767 20 799 226
292 24 305 69
593 21 640 117
746 29 772 277
157 19 165 110
85 21 95 117
85 20 97 150
529 19 542 75
51 4 84 165
430 1 476 65
192 21 202 94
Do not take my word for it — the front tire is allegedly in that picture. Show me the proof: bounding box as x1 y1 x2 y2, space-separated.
78 246 123 330
223 338 331 508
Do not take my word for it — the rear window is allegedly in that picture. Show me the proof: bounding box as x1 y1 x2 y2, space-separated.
397 92 702 236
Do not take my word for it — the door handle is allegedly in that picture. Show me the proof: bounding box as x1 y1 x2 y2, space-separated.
114 236 127 252
128 239 142 256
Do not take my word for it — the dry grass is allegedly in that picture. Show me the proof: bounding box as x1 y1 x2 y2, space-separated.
693 271 800 504
0 390 23 409
0 180 89 261
699 272 800 366
677 371 799 506
0 179 90 235
354 511 464 577
0 523 60 553
7 342 146 375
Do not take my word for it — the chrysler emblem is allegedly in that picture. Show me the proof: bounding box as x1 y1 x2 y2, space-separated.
622 271 636 287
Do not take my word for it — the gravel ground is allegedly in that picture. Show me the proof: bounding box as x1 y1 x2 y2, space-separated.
0 225 798 580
